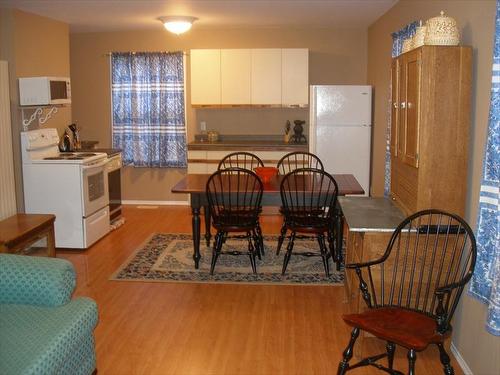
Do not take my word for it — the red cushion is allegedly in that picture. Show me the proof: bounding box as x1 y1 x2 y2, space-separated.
342 307 449 351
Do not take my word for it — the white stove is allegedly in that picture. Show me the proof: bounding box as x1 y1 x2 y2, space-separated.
21 128 110 249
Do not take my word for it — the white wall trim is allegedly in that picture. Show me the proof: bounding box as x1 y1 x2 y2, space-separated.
451 343 473 375
122 200 189 206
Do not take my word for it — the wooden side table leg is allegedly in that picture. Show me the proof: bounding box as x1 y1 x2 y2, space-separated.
47 225 56 257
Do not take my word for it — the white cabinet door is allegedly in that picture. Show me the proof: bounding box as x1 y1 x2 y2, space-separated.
282 49 309 106
190 49 221 105
221 49 251 104
251 49 282 105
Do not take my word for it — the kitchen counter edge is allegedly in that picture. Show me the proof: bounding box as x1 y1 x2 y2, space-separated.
188 141 308 152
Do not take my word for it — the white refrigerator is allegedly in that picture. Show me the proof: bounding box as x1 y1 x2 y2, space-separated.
309 85 372 196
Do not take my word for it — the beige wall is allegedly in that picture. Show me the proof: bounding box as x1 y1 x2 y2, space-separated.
368 1 499 374
70 27 367 201
0 8 71 210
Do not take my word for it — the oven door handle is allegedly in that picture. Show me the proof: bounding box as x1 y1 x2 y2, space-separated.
82 160 108 170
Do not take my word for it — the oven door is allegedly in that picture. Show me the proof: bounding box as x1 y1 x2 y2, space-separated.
82 159 109 217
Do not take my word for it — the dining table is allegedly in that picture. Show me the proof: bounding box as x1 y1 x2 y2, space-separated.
171 173 364 269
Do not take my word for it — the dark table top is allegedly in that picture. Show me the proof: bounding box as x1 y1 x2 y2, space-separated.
172 174 364 196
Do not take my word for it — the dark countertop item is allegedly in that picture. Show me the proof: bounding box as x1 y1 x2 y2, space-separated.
188 134 308 151
80 140 99 149
79 145 122 157
339 197 406 232
90 148 122 157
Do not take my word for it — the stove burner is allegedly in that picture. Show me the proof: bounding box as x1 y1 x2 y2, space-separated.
44 152 99 161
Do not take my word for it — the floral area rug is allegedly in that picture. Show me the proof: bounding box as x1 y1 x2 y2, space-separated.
111 233 344 285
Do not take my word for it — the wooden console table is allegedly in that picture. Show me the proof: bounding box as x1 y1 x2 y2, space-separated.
0 214 56 257
338 197 406 314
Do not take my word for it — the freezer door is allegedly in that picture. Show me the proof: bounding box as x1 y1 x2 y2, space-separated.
316 125 371 196
314 85 372 127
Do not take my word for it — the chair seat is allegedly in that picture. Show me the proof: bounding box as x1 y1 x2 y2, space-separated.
342 307 448 351
285 215 331 233
213 213 259 232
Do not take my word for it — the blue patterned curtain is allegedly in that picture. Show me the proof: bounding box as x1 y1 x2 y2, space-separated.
384 22 419 196
111 52 187 168
469 1 500 336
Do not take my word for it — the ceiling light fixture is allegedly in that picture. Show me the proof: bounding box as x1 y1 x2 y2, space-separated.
158 16 198 35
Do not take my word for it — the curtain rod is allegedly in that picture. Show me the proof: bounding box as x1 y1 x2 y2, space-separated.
103 51 188 57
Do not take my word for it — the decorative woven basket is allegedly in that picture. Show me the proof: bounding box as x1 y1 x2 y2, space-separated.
424 11 460 46
413 24 427 48
402 38 413 53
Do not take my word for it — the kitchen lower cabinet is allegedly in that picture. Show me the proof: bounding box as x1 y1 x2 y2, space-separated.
187 149 295 174
390 46 472 216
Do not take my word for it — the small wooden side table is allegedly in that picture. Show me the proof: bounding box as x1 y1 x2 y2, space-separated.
0 214 56 257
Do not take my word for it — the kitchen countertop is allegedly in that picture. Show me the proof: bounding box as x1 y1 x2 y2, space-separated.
188 135 309 151
339 197 406 233
89 148 122 157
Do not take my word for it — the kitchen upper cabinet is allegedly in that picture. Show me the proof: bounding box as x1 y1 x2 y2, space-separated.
282 49 309 106
221 49 251 104
190 48 309 106
190 49 221 105
251 49 282 105
390 46 472 216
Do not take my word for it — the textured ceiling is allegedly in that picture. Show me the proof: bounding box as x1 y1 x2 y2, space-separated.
0 0 398 33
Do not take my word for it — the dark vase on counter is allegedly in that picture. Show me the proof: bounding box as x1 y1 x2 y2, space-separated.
290 120 306 144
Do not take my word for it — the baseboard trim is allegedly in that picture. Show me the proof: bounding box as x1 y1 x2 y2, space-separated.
451 343 473 375
122 200 189 206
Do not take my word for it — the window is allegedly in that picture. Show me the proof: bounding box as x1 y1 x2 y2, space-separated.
111 52 187 168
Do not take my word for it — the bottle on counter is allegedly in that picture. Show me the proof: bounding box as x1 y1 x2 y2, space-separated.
284 120 291 143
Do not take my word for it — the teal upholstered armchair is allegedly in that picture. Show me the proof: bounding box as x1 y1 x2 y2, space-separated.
0 254 98 375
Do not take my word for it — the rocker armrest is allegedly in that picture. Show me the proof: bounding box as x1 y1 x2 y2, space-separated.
345 257 385 269
0 254 76 307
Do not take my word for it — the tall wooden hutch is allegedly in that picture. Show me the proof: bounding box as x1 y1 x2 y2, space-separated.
390 45 472 216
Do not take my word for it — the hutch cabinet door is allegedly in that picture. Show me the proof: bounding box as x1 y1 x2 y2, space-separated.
390 59 399 157
403 50 421 168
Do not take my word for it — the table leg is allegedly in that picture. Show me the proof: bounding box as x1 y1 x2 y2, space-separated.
335 207 344 271
204 205 211 247
47 225 56 257
192 206 201 269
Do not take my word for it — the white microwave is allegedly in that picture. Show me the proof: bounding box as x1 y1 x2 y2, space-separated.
19 76 71 106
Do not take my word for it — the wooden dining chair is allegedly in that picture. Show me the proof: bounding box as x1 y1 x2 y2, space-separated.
279 168 338 277
277 151 324 175
206 168 263 274
337 209 477 375
218 152 264 171
218 152 265 256
276 152 341 270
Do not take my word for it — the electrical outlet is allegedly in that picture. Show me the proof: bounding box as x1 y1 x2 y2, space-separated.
200 121 207 131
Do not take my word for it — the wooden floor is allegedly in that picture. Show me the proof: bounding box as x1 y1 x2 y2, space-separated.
58 206 462 375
